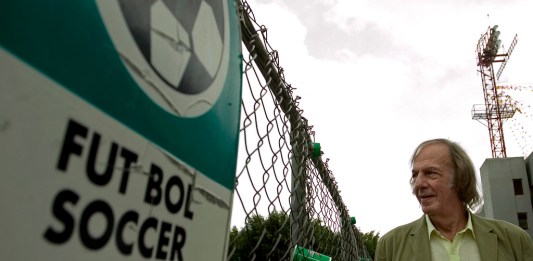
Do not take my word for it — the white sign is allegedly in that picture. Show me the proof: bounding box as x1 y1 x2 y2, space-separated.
0 0 241 260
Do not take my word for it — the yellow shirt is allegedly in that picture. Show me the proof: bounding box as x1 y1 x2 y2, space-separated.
426 213 481 261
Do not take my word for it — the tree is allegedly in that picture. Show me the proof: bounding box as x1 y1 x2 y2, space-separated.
361 230 380 259
228 211 290 260
228 211 377 260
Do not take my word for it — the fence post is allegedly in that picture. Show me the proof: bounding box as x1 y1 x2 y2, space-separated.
290 123 308 251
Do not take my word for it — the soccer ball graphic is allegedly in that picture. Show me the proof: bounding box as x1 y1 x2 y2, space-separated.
97 0 231 117
118 0 225 95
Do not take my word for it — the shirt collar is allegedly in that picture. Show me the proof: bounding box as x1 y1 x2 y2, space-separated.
426 212 476 239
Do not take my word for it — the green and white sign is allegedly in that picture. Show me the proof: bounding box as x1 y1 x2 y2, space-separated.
293 246 332 261
0 0 241 260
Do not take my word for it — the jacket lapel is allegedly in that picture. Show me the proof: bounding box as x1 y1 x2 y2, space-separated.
409 215 432 261
472 214 498 261
405 213 499 260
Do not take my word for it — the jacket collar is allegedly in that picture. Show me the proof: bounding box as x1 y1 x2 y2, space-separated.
408 215 432 260
409 213 498 261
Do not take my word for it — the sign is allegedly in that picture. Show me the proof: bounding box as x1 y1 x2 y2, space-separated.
293 246 332 261
0 0 241 260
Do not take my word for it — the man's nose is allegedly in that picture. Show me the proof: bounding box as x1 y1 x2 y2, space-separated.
413 174 427 188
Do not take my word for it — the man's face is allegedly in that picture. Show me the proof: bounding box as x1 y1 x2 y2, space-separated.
411 143 462 216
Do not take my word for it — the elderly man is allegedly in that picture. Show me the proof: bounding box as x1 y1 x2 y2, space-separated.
375 138 533 260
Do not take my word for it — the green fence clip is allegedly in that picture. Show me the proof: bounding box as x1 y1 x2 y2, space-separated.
311 142 321 157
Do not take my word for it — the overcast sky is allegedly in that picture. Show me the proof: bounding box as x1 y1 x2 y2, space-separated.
241 0 533 234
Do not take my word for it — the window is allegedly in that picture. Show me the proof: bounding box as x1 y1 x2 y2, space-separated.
518 212 528 230
513 179 524 195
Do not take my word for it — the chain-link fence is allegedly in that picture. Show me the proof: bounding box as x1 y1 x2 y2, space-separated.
227 1 370 260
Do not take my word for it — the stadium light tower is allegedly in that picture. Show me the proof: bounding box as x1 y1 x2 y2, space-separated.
471 25 518 158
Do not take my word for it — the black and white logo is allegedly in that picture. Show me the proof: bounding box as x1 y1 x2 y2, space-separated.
98 0 231 117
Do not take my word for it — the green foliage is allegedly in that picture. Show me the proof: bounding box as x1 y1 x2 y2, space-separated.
228 211 380 260
309 219 342 259
361 230 380 259
229 211 290 260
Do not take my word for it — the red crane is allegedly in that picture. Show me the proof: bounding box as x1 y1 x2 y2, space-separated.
471 25 518 158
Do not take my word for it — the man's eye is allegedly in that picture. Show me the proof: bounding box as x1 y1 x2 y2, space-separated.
427 172 439 177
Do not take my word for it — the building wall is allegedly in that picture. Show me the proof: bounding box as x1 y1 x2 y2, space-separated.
480 156 533 239
525 154 533 192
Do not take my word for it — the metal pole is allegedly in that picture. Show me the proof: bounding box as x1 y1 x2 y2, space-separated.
290 131 307 251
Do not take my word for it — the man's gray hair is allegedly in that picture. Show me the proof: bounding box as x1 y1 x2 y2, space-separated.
409 138 482 211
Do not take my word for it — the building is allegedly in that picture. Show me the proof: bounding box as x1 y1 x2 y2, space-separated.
479 153 533 239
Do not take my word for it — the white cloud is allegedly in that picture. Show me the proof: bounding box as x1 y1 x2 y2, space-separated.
239 0 533 235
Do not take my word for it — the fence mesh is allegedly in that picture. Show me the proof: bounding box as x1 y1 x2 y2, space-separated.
227 1 369 260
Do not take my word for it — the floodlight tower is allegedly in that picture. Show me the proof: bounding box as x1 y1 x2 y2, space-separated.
471 25 518 158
